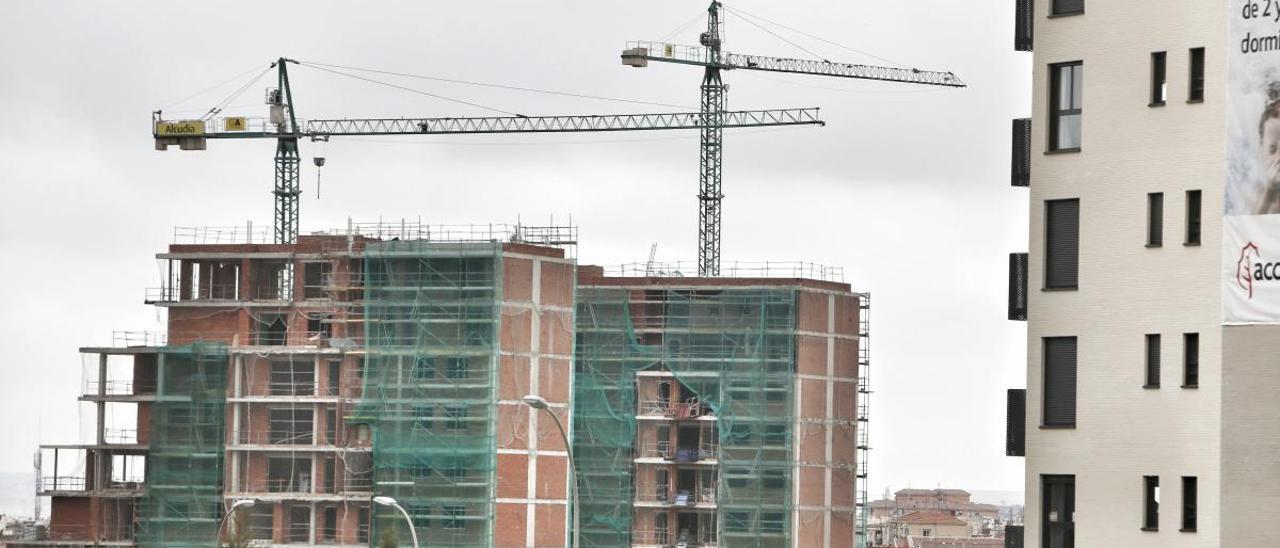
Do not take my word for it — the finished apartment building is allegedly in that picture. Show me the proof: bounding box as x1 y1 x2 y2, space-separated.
26 221 868 548
1006 0 1280 546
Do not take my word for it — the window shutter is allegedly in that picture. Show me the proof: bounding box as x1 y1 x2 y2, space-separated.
1045 199 1080 288
1043 337 1077 427
1148 193 1163 246
1006 388 1026 456
1012 119 1031 187
1015 0 1034 51
1146 334 1161 387
1009 253 1029 321
1053 0 1084 15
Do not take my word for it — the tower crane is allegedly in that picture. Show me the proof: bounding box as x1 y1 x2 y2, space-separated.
622 1 966 276
153 57 825 245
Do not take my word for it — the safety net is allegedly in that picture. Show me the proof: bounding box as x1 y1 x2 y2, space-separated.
352 241 503 547
135 342 230 547
573 286 797 548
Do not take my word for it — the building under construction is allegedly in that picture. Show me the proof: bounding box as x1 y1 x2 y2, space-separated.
27 220 868 548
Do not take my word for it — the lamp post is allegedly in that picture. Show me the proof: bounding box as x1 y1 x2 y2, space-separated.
373 496 420 548
216 499 256 547
522 394 578 548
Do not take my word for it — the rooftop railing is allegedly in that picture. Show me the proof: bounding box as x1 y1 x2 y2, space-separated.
605 260 844 282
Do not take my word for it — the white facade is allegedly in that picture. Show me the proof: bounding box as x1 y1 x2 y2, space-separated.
1022 1 1242 546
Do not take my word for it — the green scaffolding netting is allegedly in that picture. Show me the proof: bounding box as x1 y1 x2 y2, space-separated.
573 286 797 548
353 241 503 548
136 342 229 548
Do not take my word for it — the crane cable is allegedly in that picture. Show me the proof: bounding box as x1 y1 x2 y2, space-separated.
721 5 912 70
201 65 274 121
297 62 524 117
297 60 697 111
724 8 830 63
160 64 268 111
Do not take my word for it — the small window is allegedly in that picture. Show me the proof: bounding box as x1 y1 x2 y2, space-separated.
1181 476 1197 531
1151 52 1167 106
760 512 785 535
1045 199 1081 289
411 357 435 381
446 406 468 432
413 404 434 432
1145 334 1161 388
1043 337 1078 427
1142 475 1159 530
1186 190 1202 245
1052 0 1084 16
409 504 431 528
763 469 786 489
1050 62 1084 150
1147 193 1164 247
1183 333 1199 388
1188 48 1206 103
443 505 465 530
303 262 333 300
762 423 787 446
446 357 467 380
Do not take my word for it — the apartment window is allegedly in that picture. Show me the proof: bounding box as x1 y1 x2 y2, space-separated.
1042 475 1076 548
446 406 468 432
269 359 315 396
409 504 431 528
411 357 435 381
358 507 370 544
1052 0 1084 16
1181 476 1197 531
250 505 274 541
443 505 465 530
1050 62 1084 151
763 469 786 490
302 261 332 300
1145 334 1161 388
268 407 314 445
1188 48 1206 103
1043 337 1077 427
1147 193 1164 247
413 404 434 432
1045 199 1080 289
760 512 785 535
1151 52 1167 106
446 357 467 380
1186 190 1202 245
1183 333 1199 388
1142 476 1159 530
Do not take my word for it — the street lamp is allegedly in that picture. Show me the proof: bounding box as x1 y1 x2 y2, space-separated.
522 394 579 548
373 496 420 548
216 499 256 546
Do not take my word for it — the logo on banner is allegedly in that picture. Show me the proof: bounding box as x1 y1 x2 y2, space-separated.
1234 240 1280 300
1238 242 1261 299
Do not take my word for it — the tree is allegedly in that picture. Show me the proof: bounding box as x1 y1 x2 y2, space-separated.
377 526 399 548
223 508 253 548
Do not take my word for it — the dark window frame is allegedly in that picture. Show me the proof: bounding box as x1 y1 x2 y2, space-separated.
1049 62 1084 152
1144 334 1161 388
1147 193 1164 247
1181 476 1197 532
1044 198 1081 290
1150 52 1167 106
1185 190 1202 245
1050 0 1084 16
1142 475 1159 531
1042 337 1078 428
1188 48 1206 103
1183 333 1200 388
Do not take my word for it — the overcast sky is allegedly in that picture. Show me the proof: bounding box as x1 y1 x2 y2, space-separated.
0 1 1030 506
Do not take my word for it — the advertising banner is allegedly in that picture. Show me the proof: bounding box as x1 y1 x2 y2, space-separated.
1225 1 1280 323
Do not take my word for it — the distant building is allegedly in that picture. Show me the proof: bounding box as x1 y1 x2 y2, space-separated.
868 489 1000 536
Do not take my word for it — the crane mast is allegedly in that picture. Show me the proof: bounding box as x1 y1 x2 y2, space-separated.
623 1 965 276
698 1 727 277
